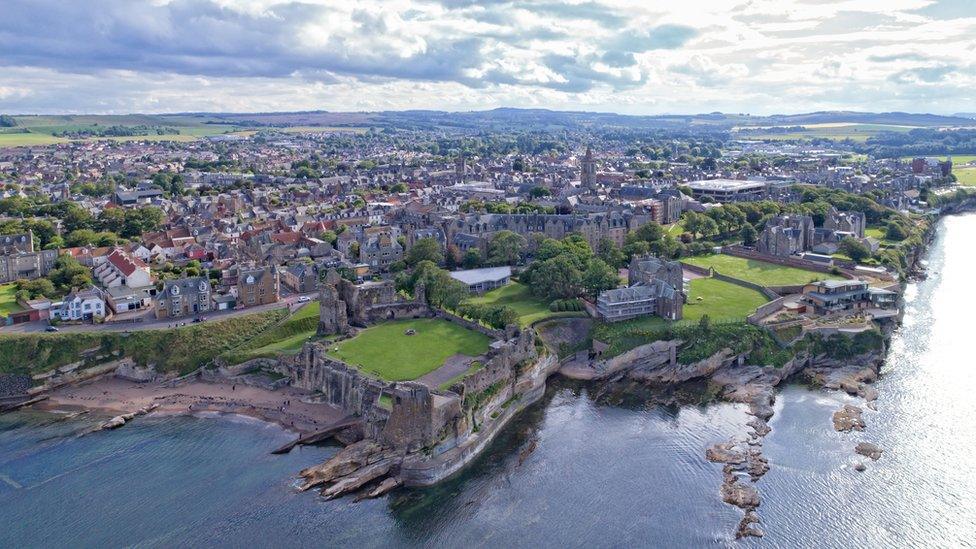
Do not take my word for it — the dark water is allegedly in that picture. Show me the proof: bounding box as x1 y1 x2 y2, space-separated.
2 214 975 548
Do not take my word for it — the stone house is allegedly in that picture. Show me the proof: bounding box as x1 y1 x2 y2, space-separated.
236 265 280 308
155 277 213 319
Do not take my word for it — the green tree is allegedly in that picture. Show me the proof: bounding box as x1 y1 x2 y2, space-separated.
48 254 93 292
740 224 758 246
527 255 582 300
406 237 444 266
487 230 526 266
596 237 625 268
839 237 872 263
462 247 482 269
581 258 619 299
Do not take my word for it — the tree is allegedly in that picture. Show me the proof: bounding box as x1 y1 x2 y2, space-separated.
462 248 482 269
740 224 758 246
406 237 444 266
596 237 625 268
839 237 872 263
526 255 582 300
529 186 550 198
487 230 526 266
319 230 337 245
581 259 619 299
885 221 908 241
409 261 469 309
48 254 93 292
632 222 663 243
65 229 98 247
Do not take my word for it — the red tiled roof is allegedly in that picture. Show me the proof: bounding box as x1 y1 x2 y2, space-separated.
106 248 148 277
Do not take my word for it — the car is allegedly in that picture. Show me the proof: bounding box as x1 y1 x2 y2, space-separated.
45 326 59 332
192 317 206 323
297 295 311 303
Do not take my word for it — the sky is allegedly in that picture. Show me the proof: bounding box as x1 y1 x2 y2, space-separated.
0 0 974 115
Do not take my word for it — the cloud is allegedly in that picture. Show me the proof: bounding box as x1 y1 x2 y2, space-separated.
0 0 974 114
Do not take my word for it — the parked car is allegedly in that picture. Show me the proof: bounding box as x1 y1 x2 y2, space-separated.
45 326 59 332
298 295 311 303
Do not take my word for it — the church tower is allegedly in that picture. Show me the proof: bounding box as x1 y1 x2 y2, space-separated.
580 146 597 188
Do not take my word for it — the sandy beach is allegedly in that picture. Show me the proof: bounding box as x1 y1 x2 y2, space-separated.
34 376 347 435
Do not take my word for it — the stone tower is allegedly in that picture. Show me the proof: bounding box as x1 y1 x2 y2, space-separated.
580 146 597 189
455 154 466 183
318 283 349 336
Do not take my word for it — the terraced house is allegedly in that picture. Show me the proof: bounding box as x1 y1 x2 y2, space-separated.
155 277 212 320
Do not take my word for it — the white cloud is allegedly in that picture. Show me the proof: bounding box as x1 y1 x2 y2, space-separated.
0 0 973 114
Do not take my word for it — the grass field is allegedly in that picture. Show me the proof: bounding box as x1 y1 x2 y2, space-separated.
736 123 916 142
465 282 575 326
327 318 491 381
900 155 976 165
955 168 976 186
0 115 244 148
682 254 827 286
0 284 24 316
220 302 320 363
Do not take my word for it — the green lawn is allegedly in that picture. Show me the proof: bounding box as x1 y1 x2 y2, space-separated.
592 276 768 355
327 318 491 381
0 284 24 316
955 168 976 186
220 302 320 363
465 282 565 326
682 254 827 286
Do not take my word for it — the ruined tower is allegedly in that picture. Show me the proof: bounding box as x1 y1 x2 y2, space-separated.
318 283 349 336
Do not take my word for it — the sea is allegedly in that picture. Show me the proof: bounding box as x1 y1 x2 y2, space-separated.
2 213 975 548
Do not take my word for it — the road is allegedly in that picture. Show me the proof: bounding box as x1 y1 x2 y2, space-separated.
0 292 318 334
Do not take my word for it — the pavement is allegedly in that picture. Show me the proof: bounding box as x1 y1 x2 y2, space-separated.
1 292 318 334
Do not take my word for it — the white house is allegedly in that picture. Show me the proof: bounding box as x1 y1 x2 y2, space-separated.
93 249 152 288
56 286 106 321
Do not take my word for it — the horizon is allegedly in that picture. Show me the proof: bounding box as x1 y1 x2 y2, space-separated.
1 0 973 115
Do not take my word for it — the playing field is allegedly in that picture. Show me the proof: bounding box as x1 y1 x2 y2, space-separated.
955 168 976 186
327 318 491 381
682 254 827 286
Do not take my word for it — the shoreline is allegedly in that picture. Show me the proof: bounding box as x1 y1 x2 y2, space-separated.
32 375 347 436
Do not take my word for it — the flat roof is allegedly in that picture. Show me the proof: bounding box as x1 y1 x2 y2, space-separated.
686 179 767 192
449 266 512 285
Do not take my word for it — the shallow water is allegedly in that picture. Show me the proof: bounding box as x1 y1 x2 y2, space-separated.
2 214 975 548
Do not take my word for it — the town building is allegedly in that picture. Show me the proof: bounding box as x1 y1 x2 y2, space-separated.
155 277 213 319
236 265 280 307
449 266 512 294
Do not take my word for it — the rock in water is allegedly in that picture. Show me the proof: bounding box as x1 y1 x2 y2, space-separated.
832 405 866 432
855 442 883 460
706 443 746 465
720 474 760 509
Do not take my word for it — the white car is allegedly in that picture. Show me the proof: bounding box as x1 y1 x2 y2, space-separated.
297 296 311 303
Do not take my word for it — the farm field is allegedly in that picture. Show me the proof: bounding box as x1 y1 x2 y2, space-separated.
682 254 827 286
735 123 916 142
0 115 244 147
327 318 491 381
955 168 976 186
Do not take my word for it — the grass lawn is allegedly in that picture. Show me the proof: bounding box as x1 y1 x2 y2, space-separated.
737 123 916 142
955 168 976 186
221 302 320 363
327 318 491 381
465 282 563 326
592 276 768 355
682 254 827 286
0 284 24 316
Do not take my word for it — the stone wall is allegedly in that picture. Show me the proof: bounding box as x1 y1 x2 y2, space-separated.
710 271 781 300
114 360 156 383
722 245 857 279
434 309 503 339
289 344 384 416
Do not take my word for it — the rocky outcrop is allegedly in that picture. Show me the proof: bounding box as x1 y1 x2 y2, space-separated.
832 405 865 432
855 442 883 460
298 440 389 492
628 346 730 384
93 404 158 432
